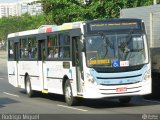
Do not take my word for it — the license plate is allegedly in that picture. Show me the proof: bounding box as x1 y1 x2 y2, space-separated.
116 87 127 92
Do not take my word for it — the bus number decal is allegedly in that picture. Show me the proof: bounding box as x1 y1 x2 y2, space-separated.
116 87 127 92
120 61 129 67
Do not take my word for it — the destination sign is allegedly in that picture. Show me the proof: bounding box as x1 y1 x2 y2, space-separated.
86 20 141 33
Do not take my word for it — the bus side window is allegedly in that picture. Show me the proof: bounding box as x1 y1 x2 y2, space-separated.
28 37 37 59
38 40 46 61
20 38 28 59
8 40 14 60
59 33 70 59
47 35 57 59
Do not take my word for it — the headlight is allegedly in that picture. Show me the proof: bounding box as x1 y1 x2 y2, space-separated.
144 69 151 81
85 73 96 84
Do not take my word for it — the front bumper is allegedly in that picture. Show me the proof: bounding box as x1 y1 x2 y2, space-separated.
82 79 151 99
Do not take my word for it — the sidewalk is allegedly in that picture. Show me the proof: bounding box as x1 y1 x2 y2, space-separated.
0 50 7 63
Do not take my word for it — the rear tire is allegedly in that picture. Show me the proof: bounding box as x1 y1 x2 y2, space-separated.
64 80 77 106
25 75 34 97
119 97 131 104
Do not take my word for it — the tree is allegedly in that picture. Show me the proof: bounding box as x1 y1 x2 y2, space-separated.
41 0 153 25
41 0 86 25
0 13 46 43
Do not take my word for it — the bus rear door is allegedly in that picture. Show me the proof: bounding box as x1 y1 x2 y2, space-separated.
8 41 19 87
38 39 48 91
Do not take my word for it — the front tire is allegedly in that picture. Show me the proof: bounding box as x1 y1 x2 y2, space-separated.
64 80 77 106
25 75 34 97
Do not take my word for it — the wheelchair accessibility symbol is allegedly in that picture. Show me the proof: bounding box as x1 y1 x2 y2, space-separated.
112 60 120 67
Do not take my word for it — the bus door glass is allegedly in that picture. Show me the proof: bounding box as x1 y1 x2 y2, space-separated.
38 40 47 90
14 42 19 61
72 36 83 93
14 42 20 86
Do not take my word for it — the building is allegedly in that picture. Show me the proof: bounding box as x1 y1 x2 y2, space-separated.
0 0 42 18
20 0 42 15
0 3 19 17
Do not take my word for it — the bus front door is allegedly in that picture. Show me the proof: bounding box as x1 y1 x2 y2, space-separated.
38 40 48 90
72 37 83 94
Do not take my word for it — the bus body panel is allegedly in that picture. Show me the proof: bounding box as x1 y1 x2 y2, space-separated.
8 61 19 87
38 61 45 91
83 80 151 98
43 61 77 95
18 61 42 90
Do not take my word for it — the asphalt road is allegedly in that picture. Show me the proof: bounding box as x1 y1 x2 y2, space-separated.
0 51 160 120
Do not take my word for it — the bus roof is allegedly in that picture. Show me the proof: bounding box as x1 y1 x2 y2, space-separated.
8 21 82 38
7 18 143 39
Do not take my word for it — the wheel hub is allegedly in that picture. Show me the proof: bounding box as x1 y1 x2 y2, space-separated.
65 85 71 101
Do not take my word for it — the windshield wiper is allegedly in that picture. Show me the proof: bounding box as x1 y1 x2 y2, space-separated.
130 48 144 52
126 30 134 45
98 32 114 59
98 32 113 49
118 30 133 53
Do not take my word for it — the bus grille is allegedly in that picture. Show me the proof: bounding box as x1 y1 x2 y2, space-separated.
94 65 144 73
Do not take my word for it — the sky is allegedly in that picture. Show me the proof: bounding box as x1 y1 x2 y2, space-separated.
0 0 23 3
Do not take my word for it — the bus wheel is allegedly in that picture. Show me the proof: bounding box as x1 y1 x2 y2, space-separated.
25 75 34 97
119 97 131 104
64 80 77 106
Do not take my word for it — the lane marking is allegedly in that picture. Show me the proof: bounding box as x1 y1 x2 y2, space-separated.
58 104 88 112
3 92 19 97
144 99 160 104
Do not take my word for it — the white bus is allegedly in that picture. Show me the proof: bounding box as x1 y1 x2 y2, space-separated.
7 18 151 106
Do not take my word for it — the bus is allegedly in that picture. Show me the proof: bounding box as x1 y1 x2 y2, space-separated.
7 18 151 106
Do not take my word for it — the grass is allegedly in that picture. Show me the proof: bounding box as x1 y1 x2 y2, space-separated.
0 56 6 59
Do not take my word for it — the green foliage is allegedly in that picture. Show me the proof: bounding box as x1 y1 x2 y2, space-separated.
0 13 46 42
41 0 153 25
41 0 86 24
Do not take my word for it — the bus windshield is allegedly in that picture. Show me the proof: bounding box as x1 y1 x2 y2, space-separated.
85 33 148 67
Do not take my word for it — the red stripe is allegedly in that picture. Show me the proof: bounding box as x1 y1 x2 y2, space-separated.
46 28 52 32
